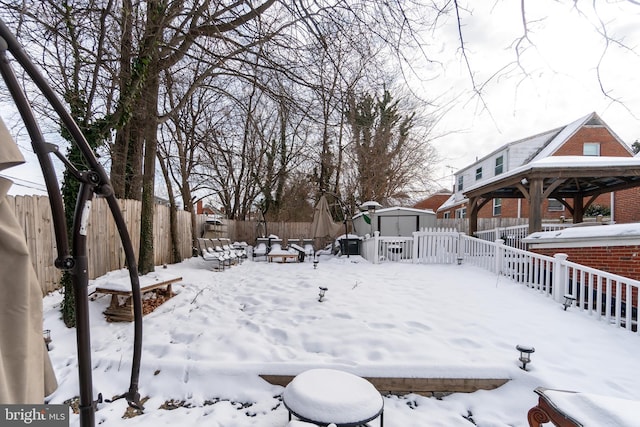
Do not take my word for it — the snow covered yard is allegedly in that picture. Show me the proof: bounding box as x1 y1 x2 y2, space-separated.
43 256 640 426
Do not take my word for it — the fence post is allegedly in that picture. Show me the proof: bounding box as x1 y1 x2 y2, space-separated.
412 231 419 264
457 232 464 264
494 239 504 275
374 231 380 264
553 253 569 302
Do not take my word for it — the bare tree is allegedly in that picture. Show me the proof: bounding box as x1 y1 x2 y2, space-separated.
345 88 436 206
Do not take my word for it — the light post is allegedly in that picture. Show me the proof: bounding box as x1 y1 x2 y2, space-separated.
359 201 383 236
516 344 535 370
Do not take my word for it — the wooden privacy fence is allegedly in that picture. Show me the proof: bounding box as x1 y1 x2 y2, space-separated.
9 195 315 294
224 219 312 245
8 195 194 294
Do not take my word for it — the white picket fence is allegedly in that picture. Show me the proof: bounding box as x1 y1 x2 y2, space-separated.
361 229 640 333
474 223 570 250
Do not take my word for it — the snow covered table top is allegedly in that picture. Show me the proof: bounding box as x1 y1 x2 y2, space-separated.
528 387 640 427
282 368 384 427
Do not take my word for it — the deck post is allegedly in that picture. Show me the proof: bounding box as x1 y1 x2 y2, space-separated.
553 253 569 302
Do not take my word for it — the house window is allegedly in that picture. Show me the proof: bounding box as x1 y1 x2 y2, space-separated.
548 198 564 212
457 175 464 191
495 155 504 175
443 211 451 219
475 167 483 180
455 207 466 219
493 198 502 216
583 142 600 156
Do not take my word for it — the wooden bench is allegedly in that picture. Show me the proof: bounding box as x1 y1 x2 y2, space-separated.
267 253 299 263
95 274 182 322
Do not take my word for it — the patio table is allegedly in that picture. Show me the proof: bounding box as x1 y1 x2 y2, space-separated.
283 368 384 427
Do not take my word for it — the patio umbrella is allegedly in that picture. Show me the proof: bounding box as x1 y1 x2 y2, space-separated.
0 118 57 404
309 194 343 249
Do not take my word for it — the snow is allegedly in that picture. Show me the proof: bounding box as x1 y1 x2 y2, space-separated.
463 155 640 193
42 255 640 426
529 113 593 161
92 269 182 292
525 223 640 241
282 369 383 424
543 390 640 427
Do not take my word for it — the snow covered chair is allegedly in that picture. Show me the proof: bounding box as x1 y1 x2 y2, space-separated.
211 238 237 266
232 241 248 260
222 241 242 264
196 238 225 271
288 243 306 262
252 237 269 261
269 237 283 252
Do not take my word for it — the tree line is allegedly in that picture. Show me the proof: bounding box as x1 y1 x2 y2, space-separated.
1 0 631 283
0 0 440 279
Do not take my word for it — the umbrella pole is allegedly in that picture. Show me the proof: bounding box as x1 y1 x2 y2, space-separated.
72 185 98 427
0 18 144 426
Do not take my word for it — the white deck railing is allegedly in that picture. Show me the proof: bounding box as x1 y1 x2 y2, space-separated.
360 229 640 333
474 223 570 250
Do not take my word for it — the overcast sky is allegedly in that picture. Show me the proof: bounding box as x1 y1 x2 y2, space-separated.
3 1 640 197
417 0 640 190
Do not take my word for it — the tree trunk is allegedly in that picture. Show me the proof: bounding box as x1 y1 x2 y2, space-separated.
138 71 160 274
157 151 181 263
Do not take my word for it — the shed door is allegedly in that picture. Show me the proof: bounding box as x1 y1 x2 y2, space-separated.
379 216 419 237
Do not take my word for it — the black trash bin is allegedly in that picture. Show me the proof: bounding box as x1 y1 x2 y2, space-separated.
339 238 361 255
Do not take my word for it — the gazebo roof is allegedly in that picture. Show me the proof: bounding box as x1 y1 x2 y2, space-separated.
463 156 640 201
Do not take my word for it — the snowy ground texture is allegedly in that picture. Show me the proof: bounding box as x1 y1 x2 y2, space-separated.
43 255 640 426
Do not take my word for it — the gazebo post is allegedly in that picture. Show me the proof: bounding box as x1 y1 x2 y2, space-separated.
573 194 584 223
468 197 478 236
528 178 543 234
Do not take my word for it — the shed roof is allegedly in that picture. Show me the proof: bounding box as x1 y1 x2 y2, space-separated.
352 206 435 219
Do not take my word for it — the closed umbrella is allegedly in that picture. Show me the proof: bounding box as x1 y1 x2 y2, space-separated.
309 194 343 249
0 118 57 404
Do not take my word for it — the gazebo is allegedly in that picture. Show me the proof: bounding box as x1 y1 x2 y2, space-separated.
463 156 640 235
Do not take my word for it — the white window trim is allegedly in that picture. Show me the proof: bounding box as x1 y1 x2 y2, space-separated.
475 167 482 180
493 198 502 216
495 156 504 175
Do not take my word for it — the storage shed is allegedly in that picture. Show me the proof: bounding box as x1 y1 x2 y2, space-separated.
352 207 436 237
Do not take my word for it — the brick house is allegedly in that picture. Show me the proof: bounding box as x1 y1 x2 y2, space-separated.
524 224 640 298
412 189 452 212
437 112 640 224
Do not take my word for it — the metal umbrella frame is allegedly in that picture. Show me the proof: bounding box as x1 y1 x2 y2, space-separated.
0 20 144 427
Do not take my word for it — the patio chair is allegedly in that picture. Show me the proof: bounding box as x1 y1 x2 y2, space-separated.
221 239 243 264
196 238 225 271
252 237 269 261
269 237 284 252
232 241 248 260
288 243 307 262
211 238 237 266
